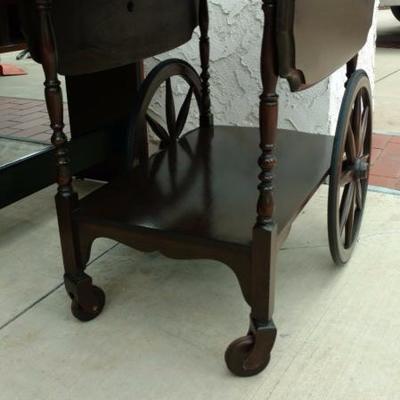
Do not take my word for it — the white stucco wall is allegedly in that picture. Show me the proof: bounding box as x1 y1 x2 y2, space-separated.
146 0 377 136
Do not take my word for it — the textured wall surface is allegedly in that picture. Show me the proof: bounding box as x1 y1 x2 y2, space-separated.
145 0 377 136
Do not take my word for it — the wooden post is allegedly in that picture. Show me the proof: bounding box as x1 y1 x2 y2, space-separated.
251 0 279 323
35 0 86 282
257 0 279 227
199 0 213 127
35 0 73 199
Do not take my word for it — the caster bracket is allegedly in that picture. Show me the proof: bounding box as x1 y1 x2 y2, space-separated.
64 273 97 312
244 318 277 370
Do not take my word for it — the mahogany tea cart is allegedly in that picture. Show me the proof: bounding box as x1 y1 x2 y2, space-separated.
22 0 375 376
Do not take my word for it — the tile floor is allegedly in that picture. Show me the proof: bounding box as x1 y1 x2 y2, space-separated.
370 133 400 189
0 96 69 142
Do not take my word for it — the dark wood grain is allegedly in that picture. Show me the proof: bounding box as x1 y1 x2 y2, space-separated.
199 0 213 126
277 0 375 90
66 63 142 180
34 0 105 320
77 127 333 248
21 0 200 76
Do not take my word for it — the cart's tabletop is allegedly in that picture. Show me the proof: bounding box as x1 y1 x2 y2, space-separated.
18 0 375 88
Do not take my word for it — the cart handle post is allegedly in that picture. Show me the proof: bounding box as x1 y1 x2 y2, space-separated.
199 0 213 127
249 0 280 325
35 0 73 199
36 0 85 277
256 0 279 227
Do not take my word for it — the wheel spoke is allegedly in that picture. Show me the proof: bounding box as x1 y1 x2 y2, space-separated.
176 87 194 138
340 183 355 235
166 78 177 139
358 105 370 156
353 91 362 139
355 180 364 211
346 124 357 162
179 136 195 160
146 113 170 144
340 167 354 187
168 144 178 191
345 190 356 248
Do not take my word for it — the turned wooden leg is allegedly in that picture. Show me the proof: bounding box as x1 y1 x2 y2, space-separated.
226 0 279 377
36 0 105 321
199 0 214 127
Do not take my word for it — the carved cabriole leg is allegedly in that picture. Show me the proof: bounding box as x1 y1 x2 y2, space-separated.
225 0 278 377
35 0 104 321
199 0 214 127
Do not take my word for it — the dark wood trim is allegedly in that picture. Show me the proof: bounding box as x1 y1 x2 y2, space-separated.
199 0 213 127
34 0 103 314
0 42 26 53
256 0 279 228
35 0 73 198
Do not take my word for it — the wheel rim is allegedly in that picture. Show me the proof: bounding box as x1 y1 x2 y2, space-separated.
127 59 203 167
126 59 210 207
329 71 372 265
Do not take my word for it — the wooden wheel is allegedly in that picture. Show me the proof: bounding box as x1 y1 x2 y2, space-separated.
126 59 203 168
328 70 372 265
225 320 276 377
225 335 270 377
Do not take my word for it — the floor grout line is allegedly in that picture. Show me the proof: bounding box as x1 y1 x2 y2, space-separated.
375 68 400 84
0 241 120 332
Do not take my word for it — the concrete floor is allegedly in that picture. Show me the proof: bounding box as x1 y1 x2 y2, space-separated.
0 182 400 399
375 10 400 134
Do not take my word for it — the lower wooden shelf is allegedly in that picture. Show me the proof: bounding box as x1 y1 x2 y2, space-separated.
76 126 333 251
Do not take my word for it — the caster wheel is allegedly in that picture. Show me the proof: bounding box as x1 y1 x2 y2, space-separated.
225 335 270 377
71 286 105 322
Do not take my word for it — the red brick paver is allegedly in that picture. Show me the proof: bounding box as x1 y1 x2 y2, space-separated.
370 134 400 191
0 96 69 144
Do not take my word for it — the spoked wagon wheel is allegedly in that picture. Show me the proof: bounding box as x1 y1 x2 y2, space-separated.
328 70 372 265
126 58 204 168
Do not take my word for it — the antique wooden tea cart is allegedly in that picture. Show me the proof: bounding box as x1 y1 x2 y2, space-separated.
22 0 375 376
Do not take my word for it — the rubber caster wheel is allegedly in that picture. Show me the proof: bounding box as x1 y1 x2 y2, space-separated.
71 286 105 322
225 335 270 377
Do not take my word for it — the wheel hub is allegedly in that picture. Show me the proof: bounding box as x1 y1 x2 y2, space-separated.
353 158 369 180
